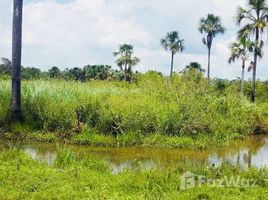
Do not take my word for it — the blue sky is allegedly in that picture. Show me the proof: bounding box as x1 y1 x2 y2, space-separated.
0 0 268 79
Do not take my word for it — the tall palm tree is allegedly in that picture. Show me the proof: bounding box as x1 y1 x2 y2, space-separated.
237 0 268 102
228 36 254 94
11 0 23 121
113 44 140 82
161 31 185 77
199 14 225 84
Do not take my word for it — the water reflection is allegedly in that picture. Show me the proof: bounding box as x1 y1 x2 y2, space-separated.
2 135 268 173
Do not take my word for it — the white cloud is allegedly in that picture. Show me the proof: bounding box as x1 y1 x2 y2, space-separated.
0 0 267 80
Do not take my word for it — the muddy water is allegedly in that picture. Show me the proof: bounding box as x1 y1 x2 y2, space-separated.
3 135 268 173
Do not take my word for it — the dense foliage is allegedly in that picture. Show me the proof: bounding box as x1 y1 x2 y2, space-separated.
0 58 126 82
1 71 267 147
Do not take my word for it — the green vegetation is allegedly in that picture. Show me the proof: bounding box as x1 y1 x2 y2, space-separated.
1 71 268 148
0 148 267 199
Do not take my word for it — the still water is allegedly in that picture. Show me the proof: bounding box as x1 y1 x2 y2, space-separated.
3 135 268 173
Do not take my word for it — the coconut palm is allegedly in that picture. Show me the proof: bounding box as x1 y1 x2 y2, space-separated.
11 0 23 121
161 31 185 77
237 0 268 102
113 44 140 82
228 36 255 94
199 14 225 84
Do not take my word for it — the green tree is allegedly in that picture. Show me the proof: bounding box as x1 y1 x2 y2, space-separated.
228 36 255 94
84 65 112 81
21 67 41 80
11 0 23 121
199 14 225 83
161 31 185 77
184 62 205 73
113 44 140 82
237 0 268 102
67 67 85 82
48 66 61 78
0 58 12 75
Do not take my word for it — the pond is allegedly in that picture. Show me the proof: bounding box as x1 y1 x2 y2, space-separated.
2 135 268 174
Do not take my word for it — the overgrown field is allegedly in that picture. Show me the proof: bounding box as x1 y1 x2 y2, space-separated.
0 148 268 199
1 71 268 148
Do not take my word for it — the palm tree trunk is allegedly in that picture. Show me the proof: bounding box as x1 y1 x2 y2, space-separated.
11 0 23 122
207 47 211 84
170 52 174 77
241 60 245 95
252 28 259 103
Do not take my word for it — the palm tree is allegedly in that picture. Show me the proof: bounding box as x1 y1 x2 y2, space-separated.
161 31 185 77
11 0 23 121
228 36 254 94
113 44 140 82
237 0 268 102
199 14 225 84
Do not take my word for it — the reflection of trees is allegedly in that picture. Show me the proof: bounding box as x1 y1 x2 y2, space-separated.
236 151 240 166
239 136 267 168
248 150 252 168
245 136 266 168
19 135 267 170
242 150 252 168
214 136 266 168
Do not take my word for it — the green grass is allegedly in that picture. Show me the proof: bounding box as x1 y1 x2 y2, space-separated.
0 71 268 148
0 148 267 199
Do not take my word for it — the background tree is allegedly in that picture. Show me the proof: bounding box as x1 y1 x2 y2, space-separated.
84 65 113 81
11 0 23 121
0 58 12 75
199 14 225 83
113 44 140 82
183 62 205 73
67 67 85 82
21 67 41 80
228 36 254 94
161 31 185 77
237 0 268 102
48 66 61 78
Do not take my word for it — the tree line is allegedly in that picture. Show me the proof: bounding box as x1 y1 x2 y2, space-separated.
0 59 130 81
1 57 203 81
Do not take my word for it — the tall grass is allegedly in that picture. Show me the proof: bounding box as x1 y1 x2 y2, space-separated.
0 71 267 142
